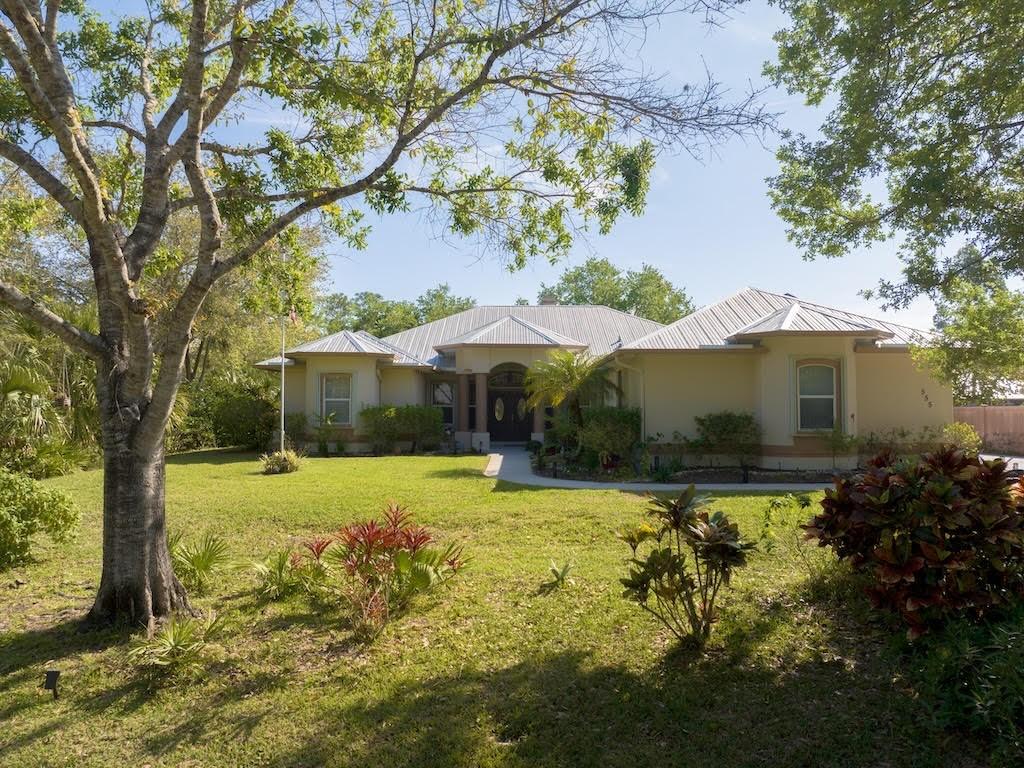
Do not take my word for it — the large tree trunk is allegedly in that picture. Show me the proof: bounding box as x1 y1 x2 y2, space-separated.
87 376 191 627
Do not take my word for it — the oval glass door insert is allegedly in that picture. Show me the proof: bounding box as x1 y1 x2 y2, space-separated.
494 397 505 421
516 397 527 421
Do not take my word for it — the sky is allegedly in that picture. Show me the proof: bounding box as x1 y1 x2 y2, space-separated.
266 2 935 330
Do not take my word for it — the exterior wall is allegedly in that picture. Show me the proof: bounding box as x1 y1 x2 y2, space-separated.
623 352 759 440
756 336 857 447
380 367 426 407
301 354 381 431
453 346 556 373
856 351 954 437
627 340 954 470
282 367 306 415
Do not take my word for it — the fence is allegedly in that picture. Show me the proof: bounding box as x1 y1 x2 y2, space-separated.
954 406 1024 455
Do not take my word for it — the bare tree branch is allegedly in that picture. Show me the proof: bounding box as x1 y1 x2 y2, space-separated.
0 279 108 359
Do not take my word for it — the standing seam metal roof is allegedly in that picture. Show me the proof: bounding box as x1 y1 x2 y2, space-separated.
435 315 586 349
621 287 925 350
382 305 664 368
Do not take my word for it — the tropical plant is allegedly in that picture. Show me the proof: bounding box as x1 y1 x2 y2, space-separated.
620 486 755 647
322 504 466 638
253 549 302 601
806 448 1024 638
260 450 303 475
127 612 226 677
525 351 621 447
0 468 79 569
168 533 231 595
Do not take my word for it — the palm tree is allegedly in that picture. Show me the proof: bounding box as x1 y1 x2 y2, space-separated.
524 350 620 436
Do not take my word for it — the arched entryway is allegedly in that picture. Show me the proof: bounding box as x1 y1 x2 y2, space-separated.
487 363 532 442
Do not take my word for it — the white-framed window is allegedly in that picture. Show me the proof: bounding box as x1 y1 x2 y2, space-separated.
321 373 352 425
797 363 837 431
432 381 454 426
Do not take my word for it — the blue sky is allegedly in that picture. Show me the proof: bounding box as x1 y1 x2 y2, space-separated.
271 3 935 329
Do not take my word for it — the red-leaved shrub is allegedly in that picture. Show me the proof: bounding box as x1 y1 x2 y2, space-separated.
805 447 1024 638
267 503 466 638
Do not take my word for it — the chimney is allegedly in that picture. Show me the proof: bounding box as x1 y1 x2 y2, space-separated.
539 292 559 306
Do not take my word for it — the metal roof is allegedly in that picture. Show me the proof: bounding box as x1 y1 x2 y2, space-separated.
354 330 435 368
435 315 586 350
253 356 301 369
727 302 893 341
383 305 664 368
286 330 396 356
622 287 925 350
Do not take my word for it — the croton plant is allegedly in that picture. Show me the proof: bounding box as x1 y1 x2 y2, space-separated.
806 447 1024 638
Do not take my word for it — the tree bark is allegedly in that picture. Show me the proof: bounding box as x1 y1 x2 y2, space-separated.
87 372 191 627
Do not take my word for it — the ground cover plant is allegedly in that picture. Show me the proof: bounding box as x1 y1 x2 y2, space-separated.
0 451 1013 767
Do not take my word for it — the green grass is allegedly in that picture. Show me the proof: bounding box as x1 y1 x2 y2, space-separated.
0 452 978 767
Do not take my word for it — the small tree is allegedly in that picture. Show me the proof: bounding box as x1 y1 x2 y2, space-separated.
525 350 620 442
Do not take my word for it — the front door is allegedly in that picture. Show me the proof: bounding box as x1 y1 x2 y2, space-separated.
487 366 532 442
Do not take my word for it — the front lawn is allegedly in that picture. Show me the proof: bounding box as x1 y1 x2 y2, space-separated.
0 452 979 767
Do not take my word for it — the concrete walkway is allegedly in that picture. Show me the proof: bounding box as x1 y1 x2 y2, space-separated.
484 449 830 493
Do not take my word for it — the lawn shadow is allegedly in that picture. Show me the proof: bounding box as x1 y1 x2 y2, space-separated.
268 636 950 768
423 467 491 480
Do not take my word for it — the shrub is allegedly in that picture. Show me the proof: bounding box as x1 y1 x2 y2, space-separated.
620 485 754 647
691 411 762 475
0 468 78 569
169 532 231 594
314 412 337 456
253 549 302 600
940 421 983 455
168 378 276 452
127 612 225 677
284 411 308 448
360 405 403 454
805 448 1024 638
912 606 1024 764
259 449 302 475
252 504 467 640
397 405 444 452
578 406 641 466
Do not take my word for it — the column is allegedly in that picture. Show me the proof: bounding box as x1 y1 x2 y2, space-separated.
532 400 545 441
474 372 488 433
457 374 470 432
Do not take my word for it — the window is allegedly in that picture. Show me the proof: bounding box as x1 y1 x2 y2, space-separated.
321 373 352 425
432 381 454 426
797 363 837 431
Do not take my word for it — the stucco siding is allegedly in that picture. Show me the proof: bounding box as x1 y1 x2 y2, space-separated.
856 352 953 436
756 337 857 446
380 367 426 406
282 368 306 415
455 346 556 373
302 355 381 430
630 353 759 440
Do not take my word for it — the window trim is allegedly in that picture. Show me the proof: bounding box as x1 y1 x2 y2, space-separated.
320 372 354 426
795 359 841 433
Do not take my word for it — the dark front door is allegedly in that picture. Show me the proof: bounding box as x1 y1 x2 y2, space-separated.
488 366 532 442
488 389 532 442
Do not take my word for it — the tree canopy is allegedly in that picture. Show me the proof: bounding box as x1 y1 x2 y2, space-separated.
315 283 475 336
539 257 693 322
913 261 1024 404
767 0 1024 307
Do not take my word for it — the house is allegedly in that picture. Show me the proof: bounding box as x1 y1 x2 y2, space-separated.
256 287 954 468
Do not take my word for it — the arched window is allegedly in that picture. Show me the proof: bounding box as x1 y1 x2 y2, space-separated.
797 363 837 431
